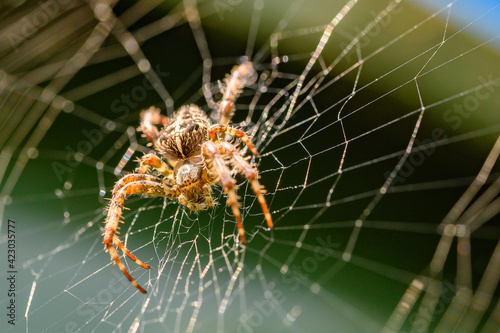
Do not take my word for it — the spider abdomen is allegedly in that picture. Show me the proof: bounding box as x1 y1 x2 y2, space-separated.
157 105 209 160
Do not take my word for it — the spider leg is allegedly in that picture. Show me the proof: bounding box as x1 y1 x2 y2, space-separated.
136 153 174 179
137 106 170 144
109 173 172 200
217 141 273 230
178 183 214 211
106 244 148 293
217 61 254 126
113 235 150 269
104 177 179 293
208 124 258 156
202 141 246 244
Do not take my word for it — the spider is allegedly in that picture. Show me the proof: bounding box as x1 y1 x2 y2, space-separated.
103 60 273 293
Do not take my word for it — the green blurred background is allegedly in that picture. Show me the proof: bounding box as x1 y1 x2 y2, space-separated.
0 0 499 332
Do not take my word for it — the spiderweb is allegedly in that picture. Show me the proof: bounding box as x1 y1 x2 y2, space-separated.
1 0 499 332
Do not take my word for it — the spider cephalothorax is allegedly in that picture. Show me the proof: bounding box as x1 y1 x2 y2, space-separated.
103 61 273 293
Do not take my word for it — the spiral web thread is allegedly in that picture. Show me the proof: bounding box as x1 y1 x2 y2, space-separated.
0 0 499 332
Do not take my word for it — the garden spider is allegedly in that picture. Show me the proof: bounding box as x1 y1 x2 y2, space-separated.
103 60 273 293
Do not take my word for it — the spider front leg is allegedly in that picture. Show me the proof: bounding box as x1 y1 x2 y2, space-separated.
202 141 246 243
202 141 273 244
217 141 273 230
208 124 258 156
104 176 178 293
137 106 170 145
217 61 254 126
136 153 174 180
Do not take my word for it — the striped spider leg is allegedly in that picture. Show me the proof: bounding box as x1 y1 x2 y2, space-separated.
103 172 178 293
201 140 272 244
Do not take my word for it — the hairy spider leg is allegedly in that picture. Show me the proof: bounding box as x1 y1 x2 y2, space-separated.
105 174 162 269
218 61 255 126
108 173 172 200
208 124 258 156
113 235 150 269
138 106 170 144
136 153 174 180
104 178 178 293
178 177 216 211
202 141 246 244
217 141 273 230
105 244 148 293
